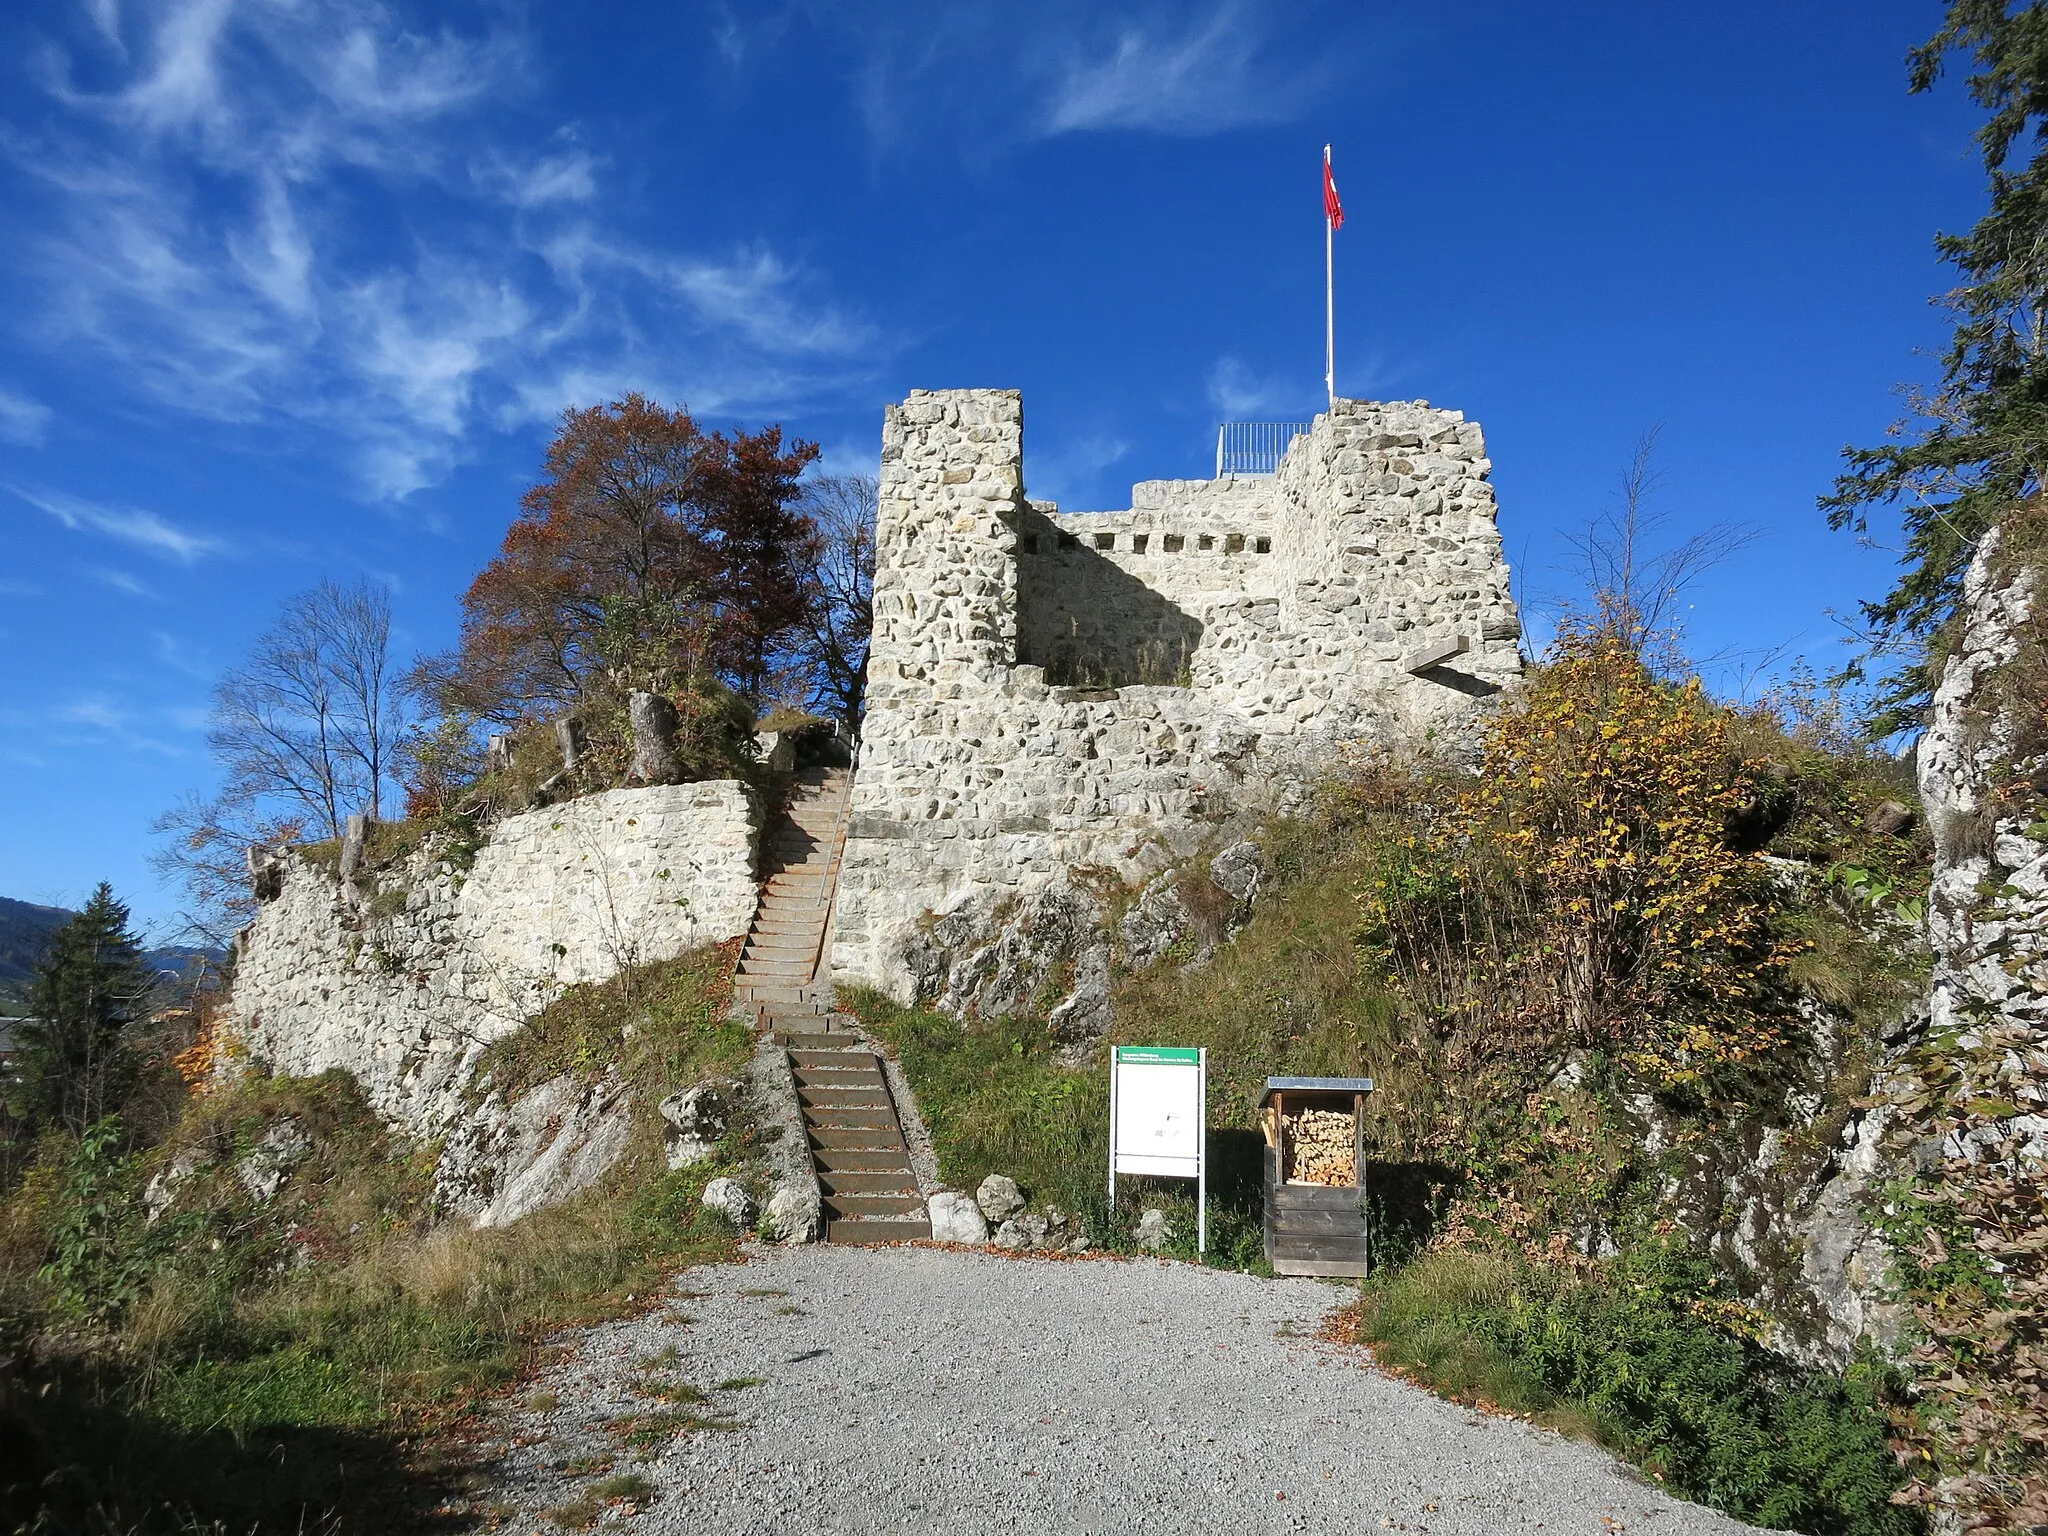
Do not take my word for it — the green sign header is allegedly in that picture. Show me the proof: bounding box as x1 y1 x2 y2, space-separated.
1115 1046 1201 1065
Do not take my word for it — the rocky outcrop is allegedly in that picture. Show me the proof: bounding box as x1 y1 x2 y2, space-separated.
899 841 1263 1042
1918 529 2048 1140
1762 526 2048 1366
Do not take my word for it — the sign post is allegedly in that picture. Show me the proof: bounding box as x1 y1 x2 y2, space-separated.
1108 1045 1207 1254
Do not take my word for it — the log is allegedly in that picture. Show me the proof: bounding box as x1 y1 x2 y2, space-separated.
555 716 586 775
630 691 684 784
338 813 370 886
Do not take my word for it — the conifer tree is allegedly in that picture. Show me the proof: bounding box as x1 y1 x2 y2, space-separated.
1826 2 2048 730
13 884 152 1135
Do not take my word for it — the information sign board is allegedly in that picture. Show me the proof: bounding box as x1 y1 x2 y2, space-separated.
1109 1045 1207 1252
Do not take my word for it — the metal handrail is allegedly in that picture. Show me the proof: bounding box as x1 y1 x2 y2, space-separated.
1215 420 1310 478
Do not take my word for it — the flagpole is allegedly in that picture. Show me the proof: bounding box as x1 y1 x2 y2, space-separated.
1324 143 1335 409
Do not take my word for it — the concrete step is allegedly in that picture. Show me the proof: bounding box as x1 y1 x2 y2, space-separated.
736 983 825 1005
793 1062 886 1082
814 1149 917 1175
826 1217 932 1246
783 1037 861 1056
804 1104 898 1130
793 1064 887 1087
743 941 818 963
746 924 818 942
826 1192 928 1220
821 1170 920 1196
738 957 815 980
800 1089 891 1113
809 1126 908 1152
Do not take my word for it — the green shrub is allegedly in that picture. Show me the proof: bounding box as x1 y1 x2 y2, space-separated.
1354 1244 1915 1536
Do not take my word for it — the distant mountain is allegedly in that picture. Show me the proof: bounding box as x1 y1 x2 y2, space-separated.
0 897 73 987
0 896 223 1000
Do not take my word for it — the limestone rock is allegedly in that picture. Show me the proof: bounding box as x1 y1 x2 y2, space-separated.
1118 873 1192 971
660 1081 737 1169
702 1177 757 1230
235 1118 312 1203
145 1145 214 1223
463 1074 635 1229
1134 1207 1171 1251
994 1213 1049 1250
1209 841 1264 906
762 1182 821 1245
1047 942 1113 1044
976 1173 1024 1223
928 1189 989 1244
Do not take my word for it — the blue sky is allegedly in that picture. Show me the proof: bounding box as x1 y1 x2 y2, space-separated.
0 0 1992 931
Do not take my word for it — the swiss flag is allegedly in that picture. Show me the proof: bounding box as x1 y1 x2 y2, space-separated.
1323 153 1344 230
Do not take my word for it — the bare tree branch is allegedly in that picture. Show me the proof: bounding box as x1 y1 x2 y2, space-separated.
157 579 410 937
1562 427 1759 674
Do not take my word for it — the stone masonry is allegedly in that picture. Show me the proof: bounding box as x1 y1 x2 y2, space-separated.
232 781 760 1139
829 388 1521 1000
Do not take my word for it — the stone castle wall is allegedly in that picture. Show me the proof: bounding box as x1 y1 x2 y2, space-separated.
231 781 760 1137
830 388 1521 1000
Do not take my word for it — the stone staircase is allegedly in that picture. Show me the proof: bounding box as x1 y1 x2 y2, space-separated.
776 1025 930 1244
734 766 851 1019
737 763 931 1244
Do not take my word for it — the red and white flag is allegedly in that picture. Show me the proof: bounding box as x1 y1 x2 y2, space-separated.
1323 150 1344 230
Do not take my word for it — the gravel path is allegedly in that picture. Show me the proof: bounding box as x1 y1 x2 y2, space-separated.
480 1244 1771 1535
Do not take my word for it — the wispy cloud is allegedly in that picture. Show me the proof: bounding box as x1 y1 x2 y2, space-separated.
151 630 215 679
94 569 157 598
1206 356 1315 419
16 486 224 562
817 0 1350 155
0 388 53 446
12 0 877 499
44 692 192 756
1039 5 1313 137
1027 432 1131 508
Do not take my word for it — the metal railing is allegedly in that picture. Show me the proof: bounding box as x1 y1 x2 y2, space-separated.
1214 420 1311 478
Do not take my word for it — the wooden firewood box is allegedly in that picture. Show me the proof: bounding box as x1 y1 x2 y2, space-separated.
1259 1076 1374 1278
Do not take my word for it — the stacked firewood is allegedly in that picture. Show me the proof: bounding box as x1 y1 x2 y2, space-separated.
1285 1108 1357 1185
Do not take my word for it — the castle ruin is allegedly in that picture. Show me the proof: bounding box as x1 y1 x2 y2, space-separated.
829 388 1523 999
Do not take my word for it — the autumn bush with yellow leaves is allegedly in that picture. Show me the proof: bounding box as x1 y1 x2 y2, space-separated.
1355 636 1804 1106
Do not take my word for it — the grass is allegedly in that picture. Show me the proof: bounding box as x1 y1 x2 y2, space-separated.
0 947 756 1535
590 1472 655 1502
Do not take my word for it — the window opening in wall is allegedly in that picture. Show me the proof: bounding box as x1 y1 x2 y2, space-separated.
1024 534 1041 555
1225 533 1245 554
1095 532 1116 551
1164 534 1185 553
1198 534 1215 551
1132 533 1149 553
1254 536 1272 554
1061 531 1079 549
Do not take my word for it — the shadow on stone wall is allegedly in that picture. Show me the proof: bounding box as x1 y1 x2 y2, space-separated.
1013 505 1204 687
